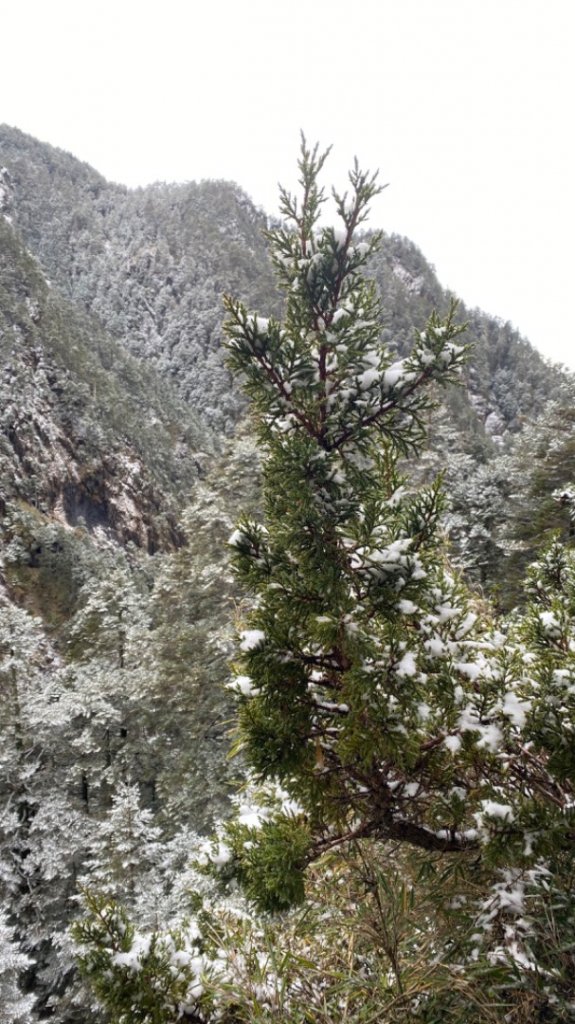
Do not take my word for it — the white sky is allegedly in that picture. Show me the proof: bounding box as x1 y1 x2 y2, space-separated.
2 0 574 369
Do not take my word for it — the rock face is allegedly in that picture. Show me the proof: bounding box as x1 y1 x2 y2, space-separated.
0 214 214 553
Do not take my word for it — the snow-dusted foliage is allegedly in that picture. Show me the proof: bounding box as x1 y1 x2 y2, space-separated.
0 499 239 1018
217 145 575 1016
0 909 36 1023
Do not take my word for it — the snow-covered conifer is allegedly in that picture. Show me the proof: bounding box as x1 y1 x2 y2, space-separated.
81 781 161 900
219 141 504 907
0 909 35 1023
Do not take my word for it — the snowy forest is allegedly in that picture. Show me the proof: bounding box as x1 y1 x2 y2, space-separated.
1 126 575 1022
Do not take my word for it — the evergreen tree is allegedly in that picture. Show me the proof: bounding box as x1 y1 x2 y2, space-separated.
0 596 90 1018
215 141 575 1012
81 782 161 901
219 140 486 906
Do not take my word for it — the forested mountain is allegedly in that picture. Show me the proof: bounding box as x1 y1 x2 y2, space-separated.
1 126 574 1020
0 126 277 431
0 213 215 549
0 125 565 440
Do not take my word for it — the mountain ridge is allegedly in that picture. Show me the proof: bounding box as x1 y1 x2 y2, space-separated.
1 123 566 443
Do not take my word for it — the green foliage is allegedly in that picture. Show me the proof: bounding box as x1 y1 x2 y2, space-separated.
72 828 575 1023
73 893 206 1024
222 142 490 879
227 814 311 913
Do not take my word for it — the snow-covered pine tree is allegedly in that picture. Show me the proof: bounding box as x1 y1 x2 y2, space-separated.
0 597 81 1017
81 781 161 901
217 141 574 937
219 139 492 907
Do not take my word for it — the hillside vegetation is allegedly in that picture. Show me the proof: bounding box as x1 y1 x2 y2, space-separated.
0 127 573 1021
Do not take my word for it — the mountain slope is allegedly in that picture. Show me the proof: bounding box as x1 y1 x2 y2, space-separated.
0 213 214 553
0 125 277 430
1 124 565 444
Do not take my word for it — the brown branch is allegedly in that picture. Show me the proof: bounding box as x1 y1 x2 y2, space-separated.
310 814 478 863
312 820 378 857
385 817 477 853
507 748 571 810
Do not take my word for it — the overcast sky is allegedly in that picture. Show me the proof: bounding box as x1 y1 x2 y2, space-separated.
2 0 573 369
